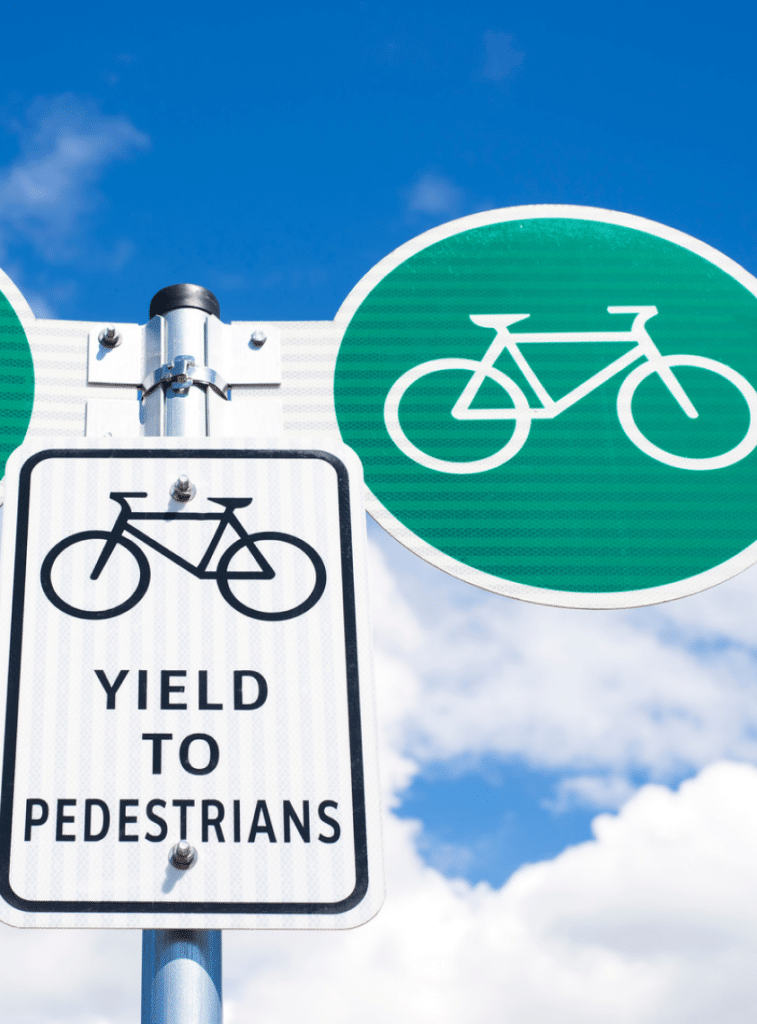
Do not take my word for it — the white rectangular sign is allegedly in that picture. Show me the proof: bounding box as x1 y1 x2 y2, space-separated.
0 437 382 929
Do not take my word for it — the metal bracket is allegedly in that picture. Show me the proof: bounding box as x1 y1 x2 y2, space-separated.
88 323 143 385
87 317 282 388
141 355 229 399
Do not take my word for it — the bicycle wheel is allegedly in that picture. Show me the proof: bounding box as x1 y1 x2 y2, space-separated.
617 354 757 470
383 357 531 474
40 531 151 620
216 532 327 621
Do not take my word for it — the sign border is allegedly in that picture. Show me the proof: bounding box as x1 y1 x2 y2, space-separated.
0 447 370 916
334 203 757 609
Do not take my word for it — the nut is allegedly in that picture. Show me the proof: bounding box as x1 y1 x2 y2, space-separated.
170 475 196 502
170 840 197 870
98 325 121 349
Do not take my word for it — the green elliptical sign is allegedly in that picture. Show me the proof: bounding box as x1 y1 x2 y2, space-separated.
0 270 34 481
333 205 757 608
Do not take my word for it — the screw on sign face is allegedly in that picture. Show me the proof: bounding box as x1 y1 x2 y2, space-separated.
334 205 757 609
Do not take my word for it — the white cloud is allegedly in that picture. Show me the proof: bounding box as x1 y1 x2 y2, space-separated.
368 530 757 787
544 774 637 813
0 94 149 263
218 762 757 1024
1 764 756 1024
0 531 757 1021
407 172 465 217
481 30 525 82
0 927 137 1024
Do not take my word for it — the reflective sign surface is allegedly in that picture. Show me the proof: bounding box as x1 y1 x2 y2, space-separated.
335 205 757 607
0 437 382 929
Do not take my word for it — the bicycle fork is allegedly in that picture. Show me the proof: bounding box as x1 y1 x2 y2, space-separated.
89 520 134 581
608 306 699 420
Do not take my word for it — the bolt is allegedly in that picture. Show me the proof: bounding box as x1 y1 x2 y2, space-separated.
98 325 121 349
250 329 267 348
170 840 197 870
170 474 196 502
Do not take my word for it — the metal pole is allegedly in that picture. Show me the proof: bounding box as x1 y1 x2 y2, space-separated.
141 283 223 1024
142 931 222 1024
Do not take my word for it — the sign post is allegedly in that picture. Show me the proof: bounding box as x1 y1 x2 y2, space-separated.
142 285 222 1024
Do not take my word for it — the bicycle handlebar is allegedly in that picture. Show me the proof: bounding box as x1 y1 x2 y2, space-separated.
606 305 658 327
109 492 148 509
470 307 659 335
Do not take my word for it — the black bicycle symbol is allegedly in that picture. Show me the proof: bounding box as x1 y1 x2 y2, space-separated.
40 492 327 621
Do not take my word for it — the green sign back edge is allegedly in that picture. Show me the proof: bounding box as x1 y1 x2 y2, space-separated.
0 270 34 483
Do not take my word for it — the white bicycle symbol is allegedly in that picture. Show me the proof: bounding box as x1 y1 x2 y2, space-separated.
384 306 757 474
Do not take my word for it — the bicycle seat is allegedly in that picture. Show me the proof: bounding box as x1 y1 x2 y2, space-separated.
208 497 253 509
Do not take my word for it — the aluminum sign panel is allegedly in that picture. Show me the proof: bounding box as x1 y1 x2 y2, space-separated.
0 437 382 929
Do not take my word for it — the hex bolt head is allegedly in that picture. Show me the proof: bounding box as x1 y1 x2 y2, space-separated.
98 325 121 349
250 329 267 348
170 474 196 502
170 840 197 870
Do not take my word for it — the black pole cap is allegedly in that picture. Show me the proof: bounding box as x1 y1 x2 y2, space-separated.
149 284 220 319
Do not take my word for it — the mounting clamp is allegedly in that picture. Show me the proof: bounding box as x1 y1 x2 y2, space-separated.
141 354 230 400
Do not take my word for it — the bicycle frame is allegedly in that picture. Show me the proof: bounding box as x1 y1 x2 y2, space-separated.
457 306 698 421
91 493 268 582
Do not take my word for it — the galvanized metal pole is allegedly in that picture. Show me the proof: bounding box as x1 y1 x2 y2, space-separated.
141 283 223 1024
142 931 222 1024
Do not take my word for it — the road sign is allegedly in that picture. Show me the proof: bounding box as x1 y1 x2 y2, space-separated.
9 204 757 615
0 267 34 479
333 204 757 608
0 436 382 929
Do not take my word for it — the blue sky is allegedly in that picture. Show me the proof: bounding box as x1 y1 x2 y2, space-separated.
1 2 756 326
3 3 757 1022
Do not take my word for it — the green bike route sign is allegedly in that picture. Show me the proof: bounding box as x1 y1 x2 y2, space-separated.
0 268 34 482
333 205 757 608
